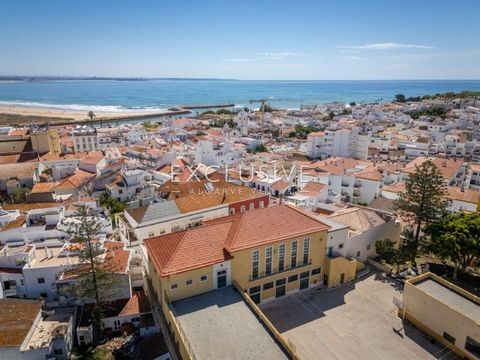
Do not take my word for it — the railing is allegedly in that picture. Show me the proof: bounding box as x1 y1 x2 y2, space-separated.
249 259 312 281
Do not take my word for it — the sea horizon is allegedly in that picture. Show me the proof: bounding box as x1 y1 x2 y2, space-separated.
1 79 479 111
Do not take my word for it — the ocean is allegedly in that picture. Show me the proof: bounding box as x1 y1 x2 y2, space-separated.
0 79 479 111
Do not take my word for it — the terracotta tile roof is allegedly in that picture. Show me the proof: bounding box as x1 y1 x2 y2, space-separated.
160 177 266 214
102 248 130 274
0 299 41 347
354 168 383 181
119 290 151 316
301 182 326 196
446 186 480 204
56 169 95 189
328 207 386 232
271 180 290 192
0 163 36 179
403 157 462 180
30 182 58 193
145 204 329 276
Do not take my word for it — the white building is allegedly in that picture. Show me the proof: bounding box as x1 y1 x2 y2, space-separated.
306 126 371 160
195 140 245 167
320 207 401 262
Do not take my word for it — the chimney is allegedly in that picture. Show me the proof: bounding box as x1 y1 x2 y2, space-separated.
279 194 283 205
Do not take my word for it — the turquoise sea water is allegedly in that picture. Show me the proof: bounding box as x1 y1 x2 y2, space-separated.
0 80 479 111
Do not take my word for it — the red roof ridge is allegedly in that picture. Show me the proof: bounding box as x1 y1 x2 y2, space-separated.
285 203 332 228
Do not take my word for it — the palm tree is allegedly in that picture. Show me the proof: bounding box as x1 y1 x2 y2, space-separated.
87 111 96 126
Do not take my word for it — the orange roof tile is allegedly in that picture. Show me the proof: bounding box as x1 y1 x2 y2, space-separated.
0 299 41 347
145 204 329 276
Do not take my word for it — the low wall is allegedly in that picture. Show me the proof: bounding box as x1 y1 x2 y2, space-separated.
367 258 393 273
232 280 297 360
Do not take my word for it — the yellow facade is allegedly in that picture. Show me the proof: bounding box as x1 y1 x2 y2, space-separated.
31 130 61 154
402 273 480 360
231 231 327 303
324 256 359 288
146 227 361 360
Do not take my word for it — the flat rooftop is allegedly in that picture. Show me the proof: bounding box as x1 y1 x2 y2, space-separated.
28 247 80 268
172 287 288 360
24 307 73 350
415 278 480 322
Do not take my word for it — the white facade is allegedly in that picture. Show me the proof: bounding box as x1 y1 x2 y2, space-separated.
195 140 245 166
306 127 371 160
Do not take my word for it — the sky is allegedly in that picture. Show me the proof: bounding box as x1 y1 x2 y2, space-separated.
1 0 479 80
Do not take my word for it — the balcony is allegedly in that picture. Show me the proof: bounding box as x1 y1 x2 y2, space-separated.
353 182 360 188
249 258 312 281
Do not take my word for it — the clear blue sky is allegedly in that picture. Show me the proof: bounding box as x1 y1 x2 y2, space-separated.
1 0 479 80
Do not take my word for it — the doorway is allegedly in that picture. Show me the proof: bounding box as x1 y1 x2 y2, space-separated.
217 270 227 288
340 273 345 284
275 285 286 298
300 278 309 290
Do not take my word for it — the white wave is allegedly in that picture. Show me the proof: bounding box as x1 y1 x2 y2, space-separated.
0 100 168 113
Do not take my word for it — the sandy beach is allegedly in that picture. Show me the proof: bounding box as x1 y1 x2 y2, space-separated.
0 103 165 121
0 103 189 127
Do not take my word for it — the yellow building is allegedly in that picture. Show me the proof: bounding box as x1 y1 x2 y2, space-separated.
143 204 369 359
400 272 480 359
30 129 61 155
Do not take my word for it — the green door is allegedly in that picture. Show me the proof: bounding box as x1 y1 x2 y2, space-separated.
275 285 286 298
300 278 309 290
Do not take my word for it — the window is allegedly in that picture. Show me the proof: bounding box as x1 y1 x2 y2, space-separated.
356 251 361 257
230 208 235 215
114 320 121 331
186 279 194 286
249 286 261 294
200 275 208 282
263 282 274 290
148 232 155 237
259 200 264 208
249 203 255 210
37 277 45 284
290 240 298 268
240 205 246 213
118 189 123 194
466 336 480 357
278 243 285 272
288 274 298 282
20 279 24 286
275 278 286 286
303 237 310 265
265 247 272 276
366 245 371 251
311 267 321 275
251 250 259 280
338 243 344 249
300 271 309 279
443 332 456 344
170 283 178 290
40 292 48 298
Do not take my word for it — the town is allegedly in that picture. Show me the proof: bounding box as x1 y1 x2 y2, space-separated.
0 91 480 360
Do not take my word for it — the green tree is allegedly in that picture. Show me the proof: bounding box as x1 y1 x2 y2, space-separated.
12 187 30 203
99 192 127 223
395 93 406 102
393 160 447 261
88 111 96 126
375 239 396 263
425 212 480 279
66 206 117 345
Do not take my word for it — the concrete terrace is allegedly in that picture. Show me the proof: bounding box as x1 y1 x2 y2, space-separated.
171 287 289 360
261 272 459 360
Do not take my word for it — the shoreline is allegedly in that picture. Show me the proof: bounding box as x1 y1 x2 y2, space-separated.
0 103 233 127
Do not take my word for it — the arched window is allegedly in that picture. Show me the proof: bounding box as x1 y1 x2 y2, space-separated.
240 205 246 213
249 203 255 210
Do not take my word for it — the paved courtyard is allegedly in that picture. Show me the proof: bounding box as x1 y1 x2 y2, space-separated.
261 271 458 360
172 287 289 360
